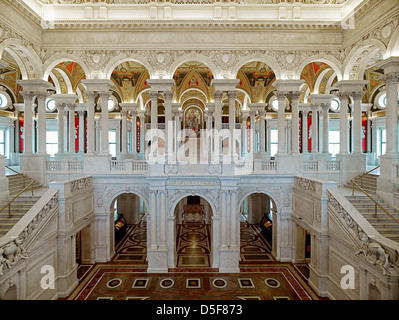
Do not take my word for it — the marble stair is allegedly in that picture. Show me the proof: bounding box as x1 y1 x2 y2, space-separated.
0 174 43 237
344 173 399 243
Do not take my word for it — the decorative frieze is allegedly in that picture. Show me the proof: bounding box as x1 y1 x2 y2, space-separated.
295 177 316 193
70 177 92 193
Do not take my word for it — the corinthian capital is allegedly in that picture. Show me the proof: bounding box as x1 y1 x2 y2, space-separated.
382 72 399 85
227 90 236 100
214 91 223 100
20 91 35 101
163 90 173 102
150 91 159 100
350 91 366 101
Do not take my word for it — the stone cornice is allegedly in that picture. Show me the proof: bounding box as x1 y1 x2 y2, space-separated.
3 0 42 29
47 19 343 31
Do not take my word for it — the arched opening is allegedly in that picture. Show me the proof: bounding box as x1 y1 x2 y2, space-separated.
239 192 277 265
109 192 148 266
110 61 150 158
299 61 339 155
172 195 213 268
173 61 213 163
46 61 87 157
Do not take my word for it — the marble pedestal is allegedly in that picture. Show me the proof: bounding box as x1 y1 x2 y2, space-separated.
84 154 111 174
20 153 50 186
336 153 367 186
218 247 240 273
377 154 399 209
147 247 168 273
275 154 303 174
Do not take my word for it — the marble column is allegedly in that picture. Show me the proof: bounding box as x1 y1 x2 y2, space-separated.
259 109 266 156
95 119 101 154
228 90 236 155
214 91 223 157
163 90 173 160
36 92 48 155
291 92 301 154
220 191 227 248
78 110 85 154
149 192 157 248
55 104 64 156
20 91 34 155
266 121 271 156
131 110 137 157
241 110 249 158
67 103 76 154
337 92 350 154
99 92 110 155
249 110 256 153
230 191 238 248
310 104 319 154
351 91 366 154
138 110 146 159
301 107 309 154
382 72 399 155
86 92 97 155
277 92 287 154
322 104 330 154
150 91 158 131
121 109 128 155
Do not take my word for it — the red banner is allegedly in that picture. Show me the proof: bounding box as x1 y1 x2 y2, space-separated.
19 117 24 153
75 116 79 152
308 116 312 152
247 118 251 153
136 118 140 153
299 114 302 153
362 116 367 153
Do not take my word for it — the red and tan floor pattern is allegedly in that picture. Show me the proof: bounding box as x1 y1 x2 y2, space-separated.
111 221 147 266
64 220 324 300
67 265 319 300
240 222 274 265
176 221 211 268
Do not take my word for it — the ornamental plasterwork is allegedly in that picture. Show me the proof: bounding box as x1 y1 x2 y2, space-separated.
295 177 316 193
327 191 399 276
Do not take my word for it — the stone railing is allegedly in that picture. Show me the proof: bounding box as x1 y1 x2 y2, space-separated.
0 189 59 276
102 0 348 4
46 160 84 172
110 160 149 173
303 160 318 172
327 189 399 277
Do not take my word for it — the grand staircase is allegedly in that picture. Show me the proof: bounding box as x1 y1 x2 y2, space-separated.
0 172 43 237
343 171 399 243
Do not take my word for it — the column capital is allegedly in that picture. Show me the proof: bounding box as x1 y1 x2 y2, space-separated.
20 91 36 101
350 91 366 101
163 90 173 101
149 91 159 100
214 90 223 100
382 72 399 85
227 90 237 100
78 110 85 117
291 91 301 101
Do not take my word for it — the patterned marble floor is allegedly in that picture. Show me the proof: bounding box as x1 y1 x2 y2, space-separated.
67 265 320 300
65 216 323 300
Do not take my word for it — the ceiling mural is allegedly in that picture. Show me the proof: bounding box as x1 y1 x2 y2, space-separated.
0 51 21 102
173 61 214 102
237 61 276 104
111 61 150 103
300 62 331 93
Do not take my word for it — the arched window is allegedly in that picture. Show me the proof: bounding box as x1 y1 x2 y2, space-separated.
46 98 56 112
0 93 8 109
330 98 340 112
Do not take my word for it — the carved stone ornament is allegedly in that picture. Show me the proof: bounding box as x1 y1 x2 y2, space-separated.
70 177 92 193
295 177 316 193
328 191 399 276
0 192 59 275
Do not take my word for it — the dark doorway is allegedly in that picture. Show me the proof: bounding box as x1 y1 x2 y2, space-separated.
187 196 201 205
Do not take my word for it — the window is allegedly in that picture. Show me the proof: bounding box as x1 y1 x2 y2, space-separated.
109 131 117 157
0 94 7 108
330 99 340 112
46 99 56 112
0 129 6 157
271 98 279 111
46 131 58 157
378 129 386 157
108 98 115 111
270 129 278 156
328 131 340 156
378 93 387 109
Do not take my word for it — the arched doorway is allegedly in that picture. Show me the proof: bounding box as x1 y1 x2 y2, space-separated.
239 192 277 265
172 195 213 268
109 192 148 266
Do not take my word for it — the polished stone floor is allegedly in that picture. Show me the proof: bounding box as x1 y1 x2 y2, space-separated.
65 213 322 300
